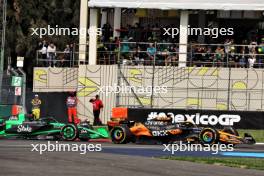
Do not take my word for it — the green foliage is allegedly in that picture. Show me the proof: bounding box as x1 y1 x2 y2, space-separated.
161 156 264 170
238 129 264 142
5 0 80 68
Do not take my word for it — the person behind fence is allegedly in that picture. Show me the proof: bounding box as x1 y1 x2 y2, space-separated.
66 91 79 124
89 95 103 126
63 44 70 67
147 43 157 65
70 43 75 67
47 43 56 67
257 38 264 67
31 94 41 120
40 44 47 66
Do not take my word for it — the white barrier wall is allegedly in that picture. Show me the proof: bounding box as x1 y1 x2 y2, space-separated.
33 66 264 123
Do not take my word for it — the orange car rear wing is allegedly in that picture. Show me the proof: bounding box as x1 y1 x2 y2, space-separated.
111 107 128 119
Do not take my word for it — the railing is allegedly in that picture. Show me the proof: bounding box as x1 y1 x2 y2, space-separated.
36 50 81 67
36 42 264 68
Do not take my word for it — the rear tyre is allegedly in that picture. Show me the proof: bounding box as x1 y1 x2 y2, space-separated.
199 128 219 145
110 126 131 144
61 124 78 141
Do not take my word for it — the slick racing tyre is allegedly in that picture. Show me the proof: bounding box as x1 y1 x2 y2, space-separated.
110 125 132 144
61 124 79 141
199 128 219 145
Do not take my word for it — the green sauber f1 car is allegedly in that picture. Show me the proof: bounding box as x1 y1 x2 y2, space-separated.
0 114 109 141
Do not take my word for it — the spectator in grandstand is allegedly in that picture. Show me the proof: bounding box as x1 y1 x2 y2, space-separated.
97 43 108 64
89 95 103 126
102 23 113 42
204 47 214 67
47 43 56 67
40 44 47 66
239 46 247 68
224 39 233 54
214 46 225 66
133 45 145 65
257 38 264 68
57 54 65 67
104 37 118 64
248 51 256 68
31 94 41 120
229 45 239 67
42 40 48 48
114 37 120 45
146 43 157 65
167 45 178 66
64 44 71 67
194 46 207 66
248 40 257 54
105 37 116 51
120 36 131 64
248 40 257 68
37 41 43 50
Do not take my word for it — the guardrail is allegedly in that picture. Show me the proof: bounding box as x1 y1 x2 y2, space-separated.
36 42 264 68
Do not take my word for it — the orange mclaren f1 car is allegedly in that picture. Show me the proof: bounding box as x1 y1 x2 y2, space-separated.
107 108 256 145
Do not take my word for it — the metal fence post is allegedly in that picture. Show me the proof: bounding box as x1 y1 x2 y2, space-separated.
227 66 231 110
150 42 157 108
116 42 121 107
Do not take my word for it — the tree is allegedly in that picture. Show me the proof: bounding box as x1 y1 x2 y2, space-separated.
5 0 80 77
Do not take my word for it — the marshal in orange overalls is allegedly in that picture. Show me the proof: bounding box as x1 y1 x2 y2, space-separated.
66 95 79 124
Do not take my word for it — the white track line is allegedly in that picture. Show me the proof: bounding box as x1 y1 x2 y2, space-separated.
256 143 264 145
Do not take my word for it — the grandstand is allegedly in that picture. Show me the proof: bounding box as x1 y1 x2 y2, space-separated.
34 0 264 123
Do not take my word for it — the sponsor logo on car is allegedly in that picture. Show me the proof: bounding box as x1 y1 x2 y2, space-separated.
9 116 18 120
80 129 88 134
152 130 169 136
148 112 241 126
17 125 32 132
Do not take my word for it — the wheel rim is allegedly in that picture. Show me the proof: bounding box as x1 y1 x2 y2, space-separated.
113 129 124 141
63 126 75 139
202 131 214 143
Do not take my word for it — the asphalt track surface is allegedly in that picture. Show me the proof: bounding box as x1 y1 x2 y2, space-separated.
0 140 264 176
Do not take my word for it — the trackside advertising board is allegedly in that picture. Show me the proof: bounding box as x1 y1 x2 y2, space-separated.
127 108 264 129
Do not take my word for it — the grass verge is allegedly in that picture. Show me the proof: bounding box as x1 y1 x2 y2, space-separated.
161 156 264 170
237 129 264 143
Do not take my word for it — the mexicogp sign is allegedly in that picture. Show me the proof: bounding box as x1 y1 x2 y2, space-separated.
11 76 22 87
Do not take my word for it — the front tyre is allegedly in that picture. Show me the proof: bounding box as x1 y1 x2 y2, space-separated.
110 126 131 144
199 128 219 145
61 124 78 141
